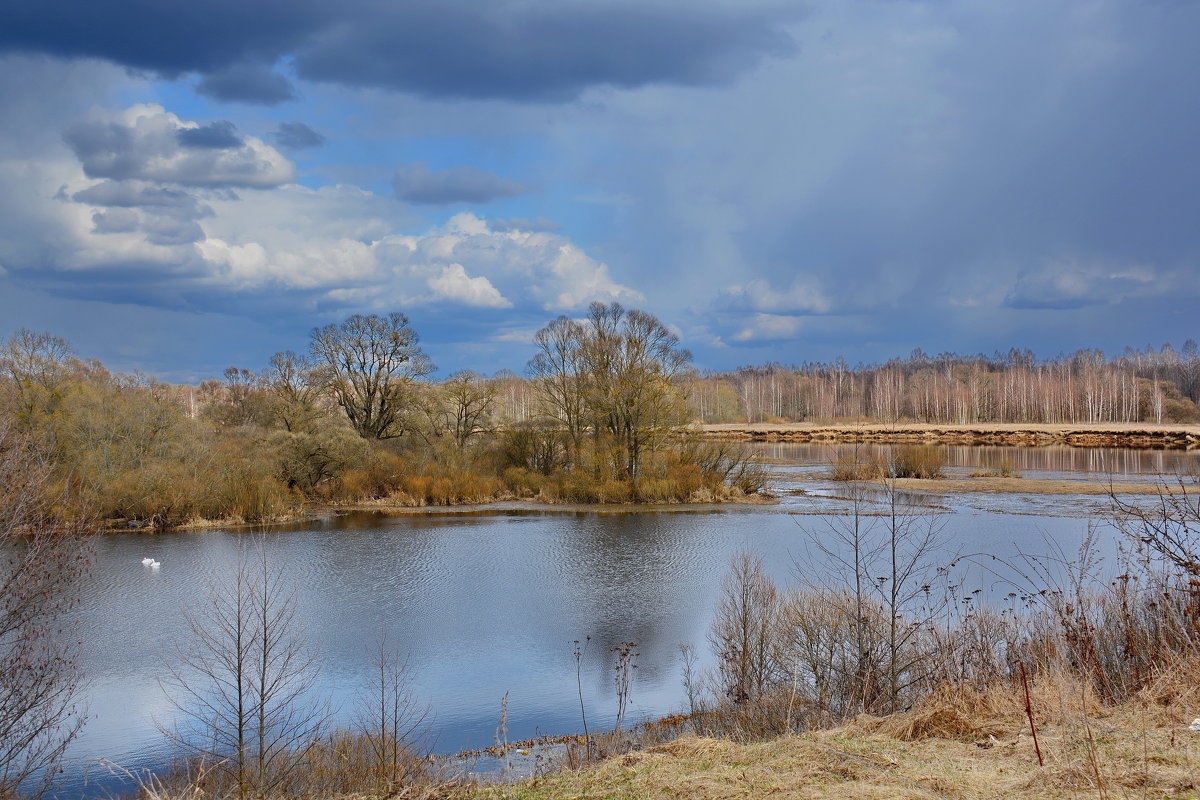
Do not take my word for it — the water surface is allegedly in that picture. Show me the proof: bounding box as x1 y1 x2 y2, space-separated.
52 443 1200 797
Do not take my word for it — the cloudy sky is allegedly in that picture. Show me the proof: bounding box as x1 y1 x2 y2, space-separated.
0 0 1197 380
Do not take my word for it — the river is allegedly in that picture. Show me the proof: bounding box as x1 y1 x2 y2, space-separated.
49 443 1200 797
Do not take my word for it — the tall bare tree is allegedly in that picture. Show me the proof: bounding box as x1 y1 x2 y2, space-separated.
309 313 433 440
160 543 325 800
709 552 778 705
528 303 692 481
0 419 90 799
355 634 428 795
528 316 588 460
580 304 691 480
1 330 75 435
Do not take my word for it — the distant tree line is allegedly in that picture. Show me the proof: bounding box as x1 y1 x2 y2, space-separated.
685 343 1200 425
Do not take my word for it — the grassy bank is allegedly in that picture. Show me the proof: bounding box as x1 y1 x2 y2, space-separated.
452 682 1200 799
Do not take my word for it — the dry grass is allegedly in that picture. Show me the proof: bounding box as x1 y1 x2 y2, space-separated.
865 685 1012 742
447 679 1200 800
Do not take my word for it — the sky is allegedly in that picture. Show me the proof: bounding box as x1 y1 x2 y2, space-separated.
0 0 1197 381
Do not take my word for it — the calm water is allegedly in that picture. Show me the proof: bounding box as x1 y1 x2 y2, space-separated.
50 443 1200 797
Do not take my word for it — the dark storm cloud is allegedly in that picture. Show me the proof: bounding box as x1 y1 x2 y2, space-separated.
698 2 1200 337
69 179 214 246
176 120 243 149
195 63 296 105
392 162 531 205
0 0 326 76
294 2 799 101
0 1 797 103
273 122 327 151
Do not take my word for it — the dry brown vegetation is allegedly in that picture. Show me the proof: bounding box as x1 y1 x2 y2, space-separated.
0 314 766 530
830 445 947 482
450 685 1200 800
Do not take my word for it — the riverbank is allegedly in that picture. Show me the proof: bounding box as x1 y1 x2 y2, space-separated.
451 680 1199 799
699 422 1200 449
99 491 778 532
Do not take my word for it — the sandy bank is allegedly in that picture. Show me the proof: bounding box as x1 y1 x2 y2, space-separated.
699 422 1200 449
886 476 1200 495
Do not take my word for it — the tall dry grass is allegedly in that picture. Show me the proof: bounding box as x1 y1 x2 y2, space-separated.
687 479 1200 747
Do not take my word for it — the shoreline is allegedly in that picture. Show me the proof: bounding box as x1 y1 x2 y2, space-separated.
100 494 777 533
698 421 1200 449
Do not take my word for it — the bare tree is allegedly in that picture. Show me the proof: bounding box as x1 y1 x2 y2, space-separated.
309 313 434 440
1 330 75 434
0 420 90 799
434 371 496 449
582 304 692 481
262 352 325 434
528 303 692 482
800 476 887 714
873 480 951 712
160 542 325 799
528 316 588 461
709 552 778 705
355 634 428 794
1110 477 1200 580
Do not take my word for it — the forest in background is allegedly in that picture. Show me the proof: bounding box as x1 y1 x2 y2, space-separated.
686 343 1200 425
2 311 1198 527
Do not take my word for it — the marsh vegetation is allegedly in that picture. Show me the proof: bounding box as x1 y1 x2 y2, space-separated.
0 305 762 530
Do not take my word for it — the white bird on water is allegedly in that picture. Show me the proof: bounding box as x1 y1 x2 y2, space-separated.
150 560 161 569
141 557 154 566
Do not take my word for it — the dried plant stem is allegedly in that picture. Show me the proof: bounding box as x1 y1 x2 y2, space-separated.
1018 660 1044 767
573 638 591 761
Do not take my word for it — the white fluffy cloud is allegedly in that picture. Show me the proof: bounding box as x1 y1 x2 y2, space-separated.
427 263 511 308
367 212 642 311
8 98 641 319
64 104 295 188
191 204 636 312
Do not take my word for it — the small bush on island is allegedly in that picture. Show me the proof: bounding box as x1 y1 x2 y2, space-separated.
828 453 887 481
888 445 945 479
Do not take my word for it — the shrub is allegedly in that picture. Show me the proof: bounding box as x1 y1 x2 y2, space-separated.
829 455 886 481
499 423 569 474
889 445 945 479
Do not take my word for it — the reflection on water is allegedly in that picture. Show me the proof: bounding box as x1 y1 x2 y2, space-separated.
752 442 1200 480
45 443 1200 798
